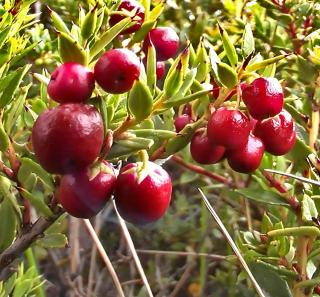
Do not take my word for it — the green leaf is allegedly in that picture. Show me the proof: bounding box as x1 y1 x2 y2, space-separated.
287 137 312 170
81 5 98 41
90 17 131 59
146 43 156 93
235 188 290 206
19 189 53 218
302 194 318 222
0 64 31 108
58 31 88 65
249 262 293 297
0 122 9 152
128 80 153 121
48 6 70 34
261 213 274 234
217 62 238 89
36 233 68 248
246 54 287 72
242 23 255 57
164 63 183 97
10 42 39 67
218 24 238 67
18 158 54 191
0 194 17 252
194 41 209 82
12 279 33 297
4 84 31 135
129 20 155 46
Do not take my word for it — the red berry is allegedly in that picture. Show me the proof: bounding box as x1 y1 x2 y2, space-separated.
143 27 179 61
253 110 296 156
109 0 145 34
182 103 192 116
94 49 140 94
48 62 95 103
156 61 165 80
57 162 116 218
207 107 251 149
114 162 172 224
174 114 192 132
242 77 284 120
190 130 225 164
227 134 265 173
32 104 104 174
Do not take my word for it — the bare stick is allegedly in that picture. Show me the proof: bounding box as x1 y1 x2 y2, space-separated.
198 189 266 297
113 200 154 297
136 249 225 261
82 219 125 297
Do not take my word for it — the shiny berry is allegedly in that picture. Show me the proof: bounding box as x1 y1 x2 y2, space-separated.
207 107 251 149
156 61 165 80
190 130 225 164
143 27 179 61
48 62 95 103
253 110 296 156
227 134 265 173
94 49 140 94
109 0 145 34
174 114 192 132
114 162 172 224
242 77 284 120
57 162 116 218
32 104 104 174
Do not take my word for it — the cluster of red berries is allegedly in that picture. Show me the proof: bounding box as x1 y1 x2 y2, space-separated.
176 77 296 173
31 0 180 222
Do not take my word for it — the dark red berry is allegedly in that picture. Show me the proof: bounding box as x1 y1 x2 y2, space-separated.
48 62 95 103
182 103 192 117
143 27 179 61
253 110 296 156
109 0 145 34
114 162 172 224
32 104 104 174
156 61 165 80
57 162 116 218
174 114 192 132
94 49 140 94
190 130 225 164
242 77 284 120
207 107 251 149
227 134 265 173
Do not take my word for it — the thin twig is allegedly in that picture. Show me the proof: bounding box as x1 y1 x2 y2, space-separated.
113 200 154 297
82 219 125 297
172 155 234 186
136 249 225 261
198 189 266 297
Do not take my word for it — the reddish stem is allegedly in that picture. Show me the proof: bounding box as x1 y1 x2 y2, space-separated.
172 155 234 187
